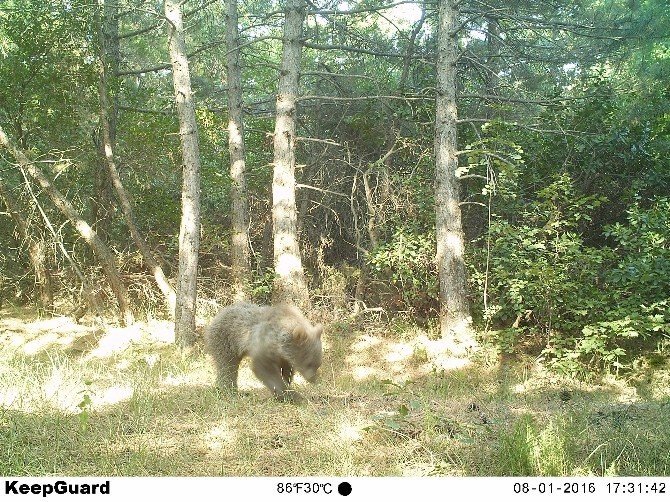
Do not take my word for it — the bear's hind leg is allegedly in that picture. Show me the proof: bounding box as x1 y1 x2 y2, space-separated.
215 356 242 391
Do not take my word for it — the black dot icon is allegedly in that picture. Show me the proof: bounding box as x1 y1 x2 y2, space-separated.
338 482 352 496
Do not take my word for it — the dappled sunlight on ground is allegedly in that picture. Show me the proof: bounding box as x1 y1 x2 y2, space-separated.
600 374 642 403
0 387 19 408
2 307 670 476
203 421 238 454
94 385 135 408
84 320 174 359
160 369 212 389
43 367 80 412
343 328 472 383
0 315 99 354
338 422 363 442
0 311 175 359
0 308 178 415
500 357 664 408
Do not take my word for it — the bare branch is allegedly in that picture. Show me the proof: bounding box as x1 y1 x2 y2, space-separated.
459 201 487 207
308 1 424 17
298 95 430 102
296 183 348 198
117 35 278 77
118 0 219 40
296 137 342 147
302 41 404 59
302 71 376 81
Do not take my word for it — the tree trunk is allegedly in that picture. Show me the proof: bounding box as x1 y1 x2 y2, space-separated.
0 124 134 325
91 0 120 243
97 0 177 317
399 2 426 92
91 150 114 242
485 16 501 119
272 0 309 308
434 0 474 353
0 178 53 313
165 0 202 346
225 0 251 301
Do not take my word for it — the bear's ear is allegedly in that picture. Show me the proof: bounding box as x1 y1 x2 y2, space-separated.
313 323 323 339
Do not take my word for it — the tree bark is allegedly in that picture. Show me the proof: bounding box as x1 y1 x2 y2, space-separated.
272 0 310 308
485 16 501 119
91 0 120 242
399 2 426 92
165 0 202 346
434 0 474 353
97 0 177 317
225 0 251 301
0 178 53 313
0 124 134 326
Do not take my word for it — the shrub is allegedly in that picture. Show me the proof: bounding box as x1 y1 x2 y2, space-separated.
366 227 438 315
471 177 670 375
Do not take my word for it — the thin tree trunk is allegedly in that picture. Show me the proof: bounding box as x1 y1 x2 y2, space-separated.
434 0 474 353
91 0 120 242
91 151 114 242
362 168 379 248
0 124 134 325
225 0 251 301
485 16 501 119
165 0 202 346
97 0 177 316
399 1 426 92
0 178 53 312
272 0 309 308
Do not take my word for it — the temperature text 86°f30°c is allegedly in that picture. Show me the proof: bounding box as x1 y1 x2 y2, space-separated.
277 482 333 494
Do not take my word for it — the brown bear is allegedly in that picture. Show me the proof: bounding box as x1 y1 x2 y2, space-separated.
204 302 323 402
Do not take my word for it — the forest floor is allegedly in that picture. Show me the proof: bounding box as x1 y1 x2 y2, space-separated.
1 305 669 477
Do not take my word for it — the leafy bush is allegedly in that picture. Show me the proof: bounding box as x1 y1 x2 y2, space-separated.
470 175 609 334
545 300 669 375
367 227 438 315
250 267 275 303
604 197 670 301
471 177 670 375
549 198 670 374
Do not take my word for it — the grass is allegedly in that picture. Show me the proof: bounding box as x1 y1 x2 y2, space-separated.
1 306 670 476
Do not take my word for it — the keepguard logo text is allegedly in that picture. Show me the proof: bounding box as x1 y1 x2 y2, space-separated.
5 480 110 497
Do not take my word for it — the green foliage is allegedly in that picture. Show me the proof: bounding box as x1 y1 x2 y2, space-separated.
366 398 423 439
605 197 670 300
472 174 609 330
0 0 97 150
473 175 670 375
250 268 276 303
545 199 670 374
460 134 524 199
76 379 94 432
546 301 670 375
367 227 437 313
